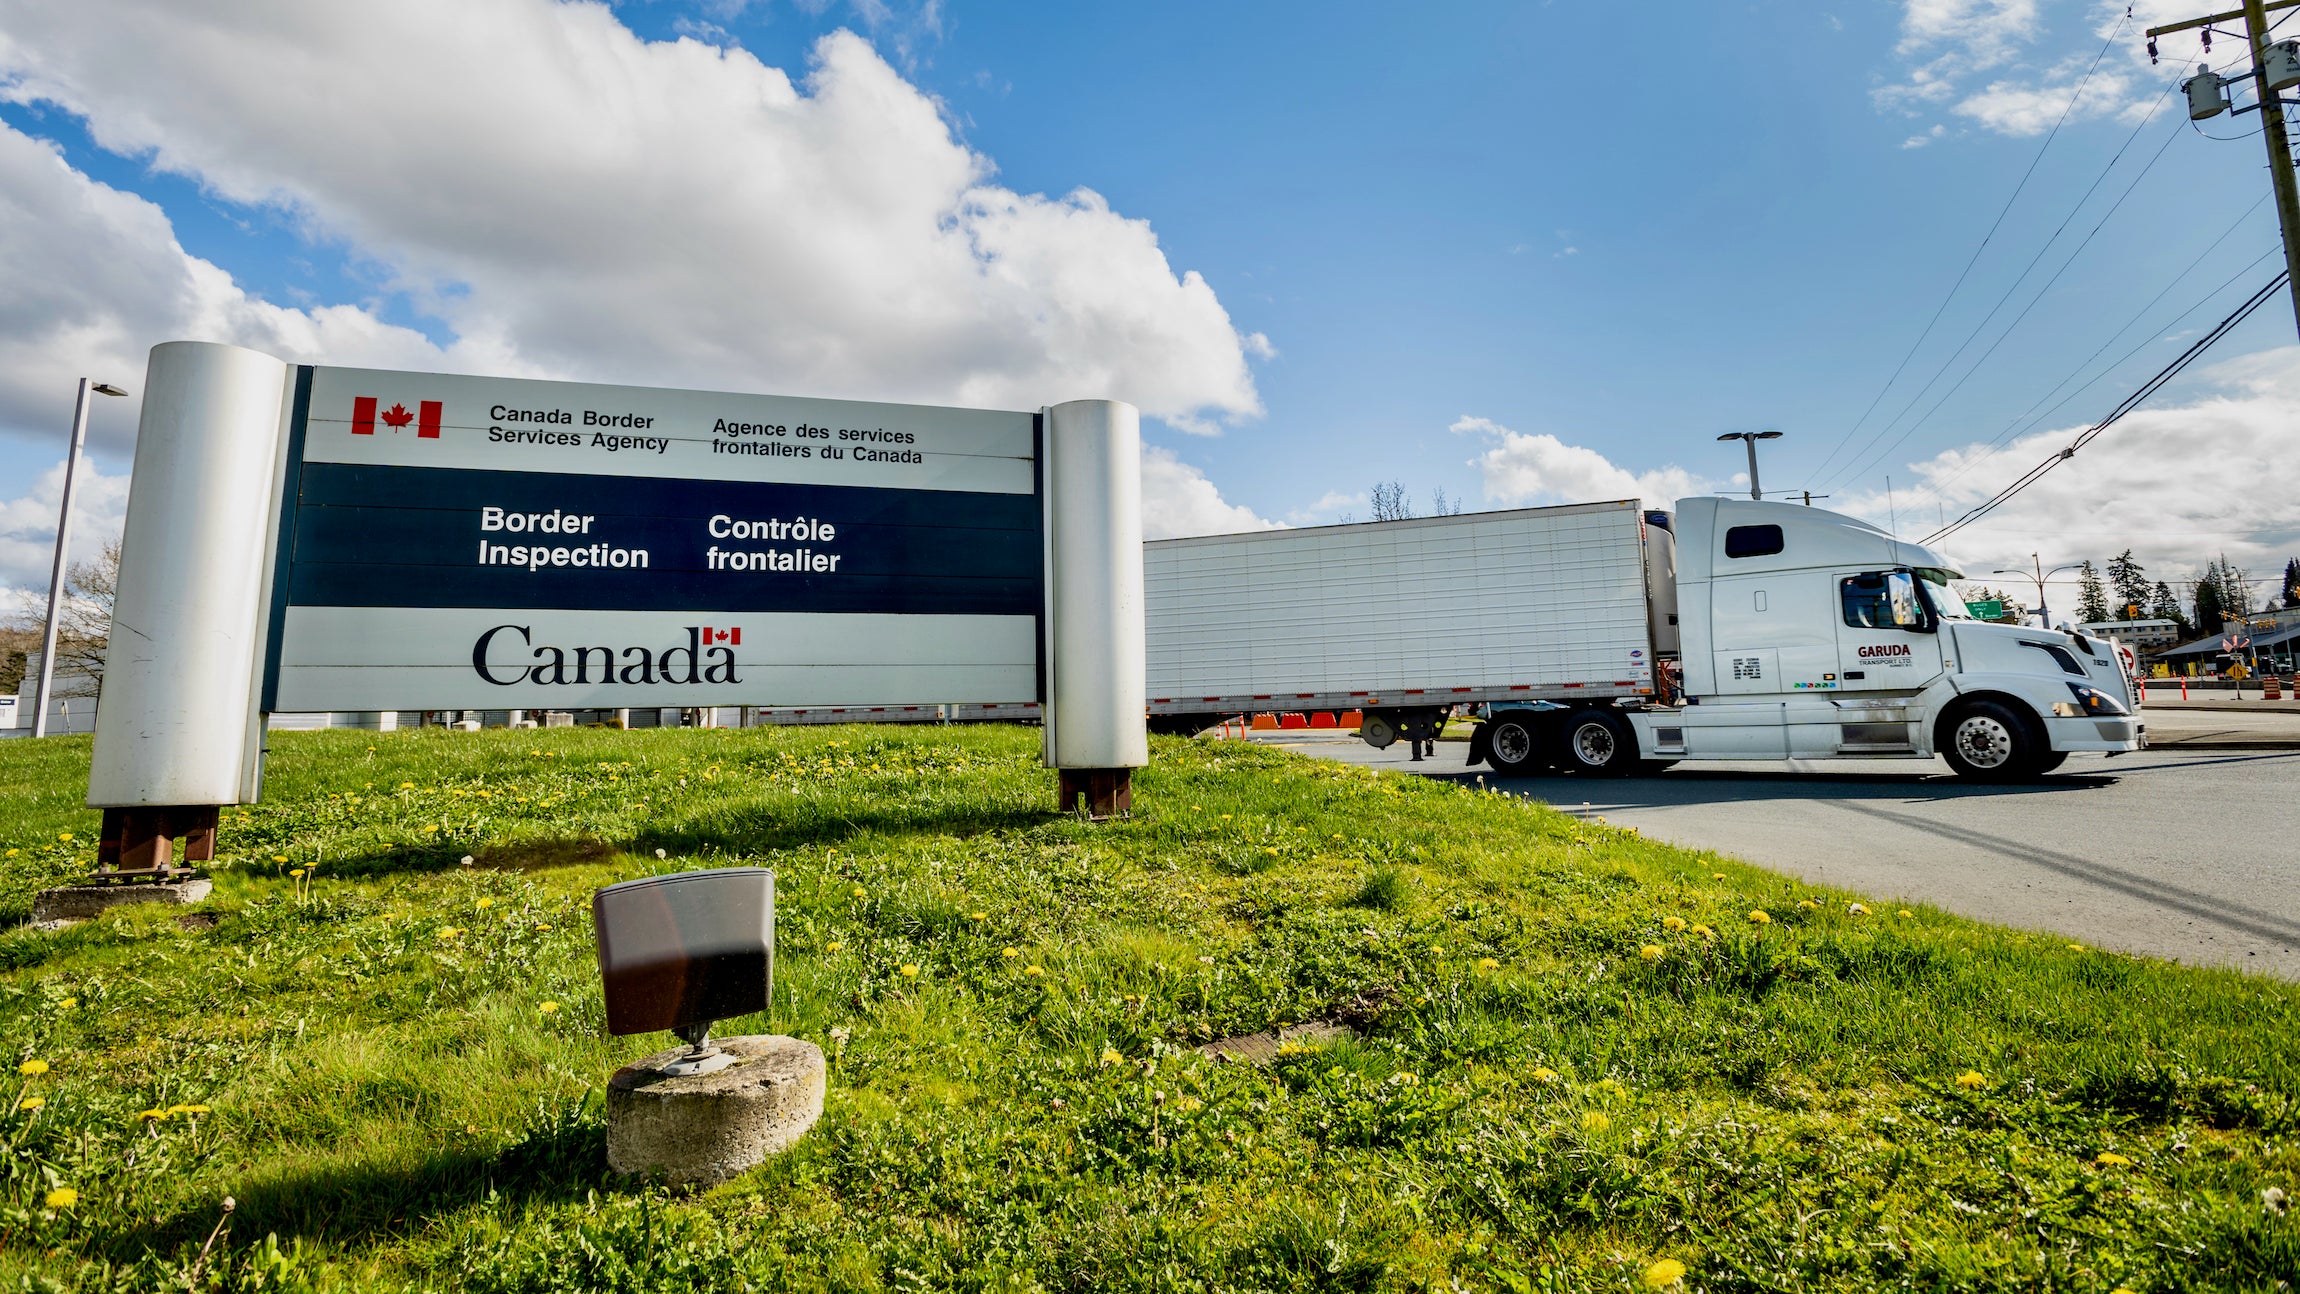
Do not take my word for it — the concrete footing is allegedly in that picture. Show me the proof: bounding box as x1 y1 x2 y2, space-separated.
606 1034 825 1188
31 877 213 930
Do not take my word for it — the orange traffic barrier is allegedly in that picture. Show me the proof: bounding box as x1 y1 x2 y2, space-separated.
1279 712 1309 729
2269 675 2285 700
1340 709 1364 729
1308 711 1337 728
1250 713 1279 730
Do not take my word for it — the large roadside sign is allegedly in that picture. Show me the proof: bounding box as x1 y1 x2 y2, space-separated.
261 366 1042 712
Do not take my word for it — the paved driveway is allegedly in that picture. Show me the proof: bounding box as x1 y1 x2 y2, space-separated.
1253 731 2300 979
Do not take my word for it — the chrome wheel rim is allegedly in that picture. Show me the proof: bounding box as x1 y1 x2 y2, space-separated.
1573 722 1615 766
1953 715 2014 769
1494 723 1533 764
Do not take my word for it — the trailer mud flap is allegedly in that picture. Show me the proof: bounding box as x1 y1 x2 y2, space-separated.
1466 723 1493 768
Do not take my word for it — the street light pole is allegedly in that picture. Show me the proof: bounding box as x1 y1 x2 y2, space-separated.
32 378 128 739
1995 555 2083 630
1717 430 1784 501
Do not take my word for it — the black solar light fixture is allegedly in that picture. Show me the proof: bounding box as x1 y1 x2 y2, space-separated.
593 867 775 1077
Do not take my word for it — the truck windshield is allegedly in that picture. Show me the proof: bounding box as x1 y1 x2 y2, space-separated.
1916 568 1973 620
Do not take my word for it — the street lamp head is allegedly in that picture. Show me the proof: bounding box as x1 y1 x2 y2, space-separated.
91 384 128 397
1716 432 1742 442
1754 430 1783 440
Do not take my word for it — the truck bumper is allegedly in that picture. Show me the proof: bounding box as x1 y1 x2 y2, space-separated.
2045 715 2144 753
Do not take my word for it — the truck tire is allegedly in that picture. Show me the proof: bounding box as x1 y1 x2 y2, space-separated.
1483 712 1545 774
1558 709 1636 777
1938 699 2043 782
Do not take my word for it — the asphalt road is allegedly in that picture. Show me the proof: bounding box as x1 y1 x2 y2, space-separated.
1251 731 2300 979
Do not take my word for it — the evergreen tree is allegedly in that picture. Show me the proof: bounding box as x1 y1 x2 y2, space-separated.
2208 554 2252 619
2195 577 2225 636
2106 550 2149 620
2150 580 2191 636
2076 561 2110 624
2282 556 2300 610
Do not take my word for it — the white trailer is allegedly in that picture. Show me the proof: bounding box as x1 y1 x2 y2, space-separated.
1145 496 2145 781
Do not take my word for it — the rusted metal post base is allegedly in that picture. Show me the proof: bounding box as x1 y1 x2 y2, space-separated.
1056 768 1133 821
90 805 219 883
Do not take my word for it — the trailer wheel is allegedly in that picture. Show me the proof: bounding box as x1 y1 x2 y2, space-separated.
1938 699 2042 782
1484 713 1544 774
1558 709 1636 777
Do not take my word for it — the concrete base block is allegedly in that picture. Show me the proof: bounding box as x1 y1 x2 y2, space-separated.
606 1034 825 1188
32 877 213 930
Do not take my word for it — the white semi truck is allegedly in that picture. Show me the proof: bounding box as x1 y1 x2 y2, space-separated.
1143 497 2144 780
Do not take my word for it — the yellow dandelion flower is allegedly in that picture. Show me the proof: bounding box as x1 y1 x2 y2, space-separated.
137 1108 167 1122
43 1188 75 1209
1711 872 1726 881
475 897 494 909
400 782 414 789
1954 1070 1988 1090
1690 923 1713 938
423 825 439 833
1001 947 1019 959
851 887 868 899
2095 1151 2132 1166
180 1105 210 1115
826 941 844 953
272 855 289 864
1796 899 1817 910
1660 916 1687 931
1641 1258 1686 1289
1477 957 1500 972
289 868 305 879
899 964 920 978
1638 944 1664 962
539 1002 560 1014
969 912 988 921
1024 965 1045 977
1748 909 1771 925
57 998 74 1010
17 1060 48 1076
18 1096 45 1111
1532 1067 1559 1083
2067 943 2086 952
2111 1288 2138 1294
1581 1111 1610 1132
1898 909 1915 918
1100 1048 1123 1066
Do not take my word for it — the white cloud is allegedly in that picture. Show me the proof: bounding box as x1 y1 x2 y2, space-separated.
1838 346 2300 588
1453 415 1713 509
1874 0 2199 138
0 457 130 596
1140 446 1277 539
1284 489 1367 527
0 0 1266 451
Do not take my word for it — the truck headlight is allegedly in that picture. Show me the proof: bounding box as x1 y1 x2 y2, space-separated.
2056 682 2129 718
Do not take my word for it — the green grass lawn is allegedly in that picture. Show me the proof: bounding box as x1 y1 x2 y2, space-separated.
0 725 2295 1293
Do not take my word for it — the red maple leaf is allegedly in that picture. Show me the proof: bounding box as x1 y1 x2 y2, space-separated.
380 403 414 428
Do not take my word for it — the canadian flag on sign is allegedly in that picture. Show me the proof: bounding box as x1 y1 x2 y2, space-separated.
699 627 742 646
351 396 442 438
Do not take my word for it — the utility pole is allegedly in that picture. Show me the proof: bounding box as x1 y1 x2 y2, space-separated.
2149 0 2300 337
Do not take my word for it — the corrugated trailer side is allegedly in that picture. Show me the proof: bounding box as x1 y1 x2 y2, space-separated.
1144 499 1656 715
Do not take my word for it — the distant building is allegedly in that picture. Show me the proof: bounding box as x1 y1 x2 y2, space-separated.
2077 619 2181 652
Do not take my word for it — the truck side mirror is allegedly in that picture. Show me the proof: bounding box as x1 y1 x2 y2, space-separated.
594 867 775 1076
1884 571 1934 633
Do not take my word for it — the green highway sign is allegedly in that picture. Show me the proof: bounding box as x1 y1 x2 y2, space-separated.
1965 599 2006 619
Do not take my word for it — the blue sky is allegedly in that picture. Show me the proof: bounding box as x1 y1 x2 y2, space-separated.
2 0 2295 601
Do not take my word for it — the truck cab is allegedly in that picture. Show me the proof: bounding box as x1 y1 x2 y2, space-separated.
1478 498 2144 780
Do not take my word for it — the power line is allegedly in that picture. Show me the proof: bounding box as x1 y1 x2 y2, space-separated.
1921 269 2290 547
1826 98 2192 489
1902 225 2276 511
1802 11 2133 487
